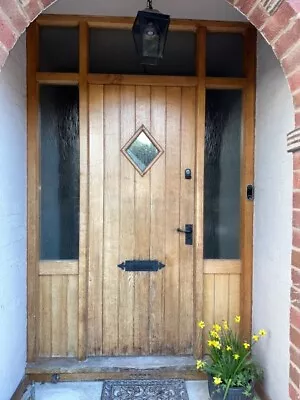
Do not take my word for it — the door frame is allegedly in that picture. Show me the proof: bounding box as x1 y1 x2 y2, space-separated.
27 15 256 362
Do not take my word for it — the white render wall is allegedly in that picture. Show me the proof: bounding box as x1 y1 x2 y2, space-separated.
0 35 27 400
253 34 293 400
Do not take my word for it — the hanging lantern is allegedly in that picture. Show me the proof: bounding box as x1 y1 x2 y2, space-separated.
132 0 170 66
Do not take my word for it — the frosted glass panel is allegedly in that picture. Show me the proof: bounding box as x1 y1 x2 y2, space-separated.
40 85 79 260
204 90 242 259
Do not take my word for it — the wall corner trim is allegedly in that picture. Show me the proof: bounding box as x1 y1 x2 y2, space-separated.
287 128 300 153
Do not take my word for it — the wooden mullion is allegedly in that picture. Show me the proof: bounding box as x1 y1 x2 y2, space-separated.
87 74 198 87
36 72 79 85
240 27 256 340
194 26 206 358
78 20 89 361
27 21 40 362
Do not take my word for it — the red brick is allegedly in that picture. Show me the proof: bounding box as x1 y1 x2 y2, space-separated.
292 267 300 287
291 325 300 349
281 44 300 75
293 228 300 247
261 2 295 43
295 112 300 128
22 0 42 21
289 381 299 400
0 15 17 50
292 250 300 268
289 70 300 94
291 344 300 368
290 362 300 388
292 287 300 309
248 4 269 30
274 19 300 59
293 192 300 208
294 211 300 228
41 0 56 7
294 153 300 170
294 92 300 108
291 306 300 328
295 172 300 189
0 0 28 33
235 0 257 16
288 0 300 14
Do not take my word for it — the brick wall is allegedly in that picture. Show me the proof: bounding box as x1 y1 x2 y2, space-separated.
0 0 299 398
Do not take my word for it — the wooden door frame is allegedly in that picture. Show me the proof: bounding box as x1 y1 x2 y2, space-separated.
27 15 256 362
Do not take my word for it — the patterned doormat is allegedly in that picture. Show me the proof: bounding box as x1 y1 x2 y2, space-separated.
101 379 189 400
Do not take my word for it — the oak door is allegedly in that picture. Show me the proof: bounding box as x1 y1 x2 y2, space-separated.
88 84 197 356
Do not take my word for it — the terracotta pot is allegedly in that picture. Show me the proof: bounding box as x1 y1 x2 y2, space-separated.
208 374 255 400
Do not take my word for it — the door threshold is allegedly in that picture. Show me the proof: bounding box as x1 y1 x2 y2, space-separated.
26 356 205 382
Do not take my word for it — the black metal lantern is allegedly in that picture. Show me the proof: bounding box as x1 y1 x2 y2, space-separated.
132 0 170 66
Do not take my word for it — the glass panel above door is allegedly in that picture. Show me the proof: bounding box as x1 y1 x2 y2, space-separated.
206 33 244 77
39 85 79 260
39 27 79 72
204 89 242 259
89 28 196 76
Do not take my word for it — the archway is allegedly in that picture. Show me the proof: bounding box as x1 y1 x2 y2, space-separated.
0 1 299 399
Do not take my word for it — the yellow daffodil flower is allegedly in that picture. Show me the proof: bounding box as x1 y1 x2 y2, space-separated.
259 329 267 337
235 315 241 323
243 342 250 349
213 341 221 349
252 335 259 342
198 321 205 329
213 377 222 385
213 324 222 332
233 354 240 360
223 320 229 330
210 330 220 339
196 360 206 370
208 340 214 347
226 345 232 351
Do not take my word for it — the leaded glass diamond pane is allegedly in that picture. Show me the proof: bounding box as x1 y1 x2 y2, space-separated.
121 125 163 176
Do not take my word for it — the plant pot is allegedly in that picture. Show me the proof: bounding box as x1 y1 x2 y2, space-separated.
208 375 255 400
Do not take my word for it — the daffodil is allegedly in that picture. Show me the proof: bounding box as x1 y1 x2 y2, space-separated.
198 321 205 329
210 330 220 339
208 340 214 347
243 342 250 349
213 323 222 332
235 315 241 323
223 320 229 330
196 360 206 370
213 377 222 385
252 335 259 342
259 329 267 337
226 345 232 351
233 354 240 360
213 341 221 349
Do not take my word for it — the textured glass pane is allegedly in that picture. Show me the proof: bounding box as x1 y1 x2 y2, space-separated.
126 131 159 172
204 90 242 259
206 33 244 77
89 29 196 76
40 85 79 260
39 27 79 72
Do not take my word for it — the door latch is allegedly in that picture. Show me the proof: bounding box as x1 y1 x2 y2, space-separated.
247 184 254 201
177 224 193 245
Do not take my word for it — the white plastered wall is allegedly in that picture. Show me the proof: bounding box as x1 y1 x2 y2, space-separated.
253 34 293 400
0 34 27 400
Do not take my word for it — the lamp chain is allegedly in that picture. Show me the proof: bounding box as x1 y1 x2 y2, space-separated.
147 0 153 9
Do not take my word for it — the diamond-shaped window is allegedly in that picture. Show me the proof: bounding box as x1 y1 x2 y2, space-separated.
121 125 164 176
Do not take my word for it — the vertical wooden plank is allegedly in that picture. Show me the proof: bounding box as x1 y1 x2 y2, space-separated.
67 276 79 356
88 85 104 356
229 275 241 334
51 276 68 356
102 85 120 354
27 21 39 362
203 274 215 352
214 274 229 323
194 27 206 358
240 27 256 340
119 85 136 355
164 87 181 354
78 20 89 360
39 276 52 357
133 85 151 354
179 87 196 354
149 86 166 354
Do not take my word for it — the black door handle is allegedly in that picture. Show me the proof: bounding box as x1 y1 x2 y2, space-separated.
177 224 193 245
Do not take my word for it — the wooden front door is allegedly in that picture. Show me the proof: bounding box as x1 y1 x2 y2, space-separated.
88 84 197 356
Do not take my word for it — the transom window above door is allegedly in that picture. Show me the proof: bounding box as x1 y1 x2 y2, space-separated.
121 125 164 176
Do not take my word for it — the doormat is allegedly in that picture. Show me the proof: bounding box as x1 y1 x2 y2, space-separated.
101 379 189 400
